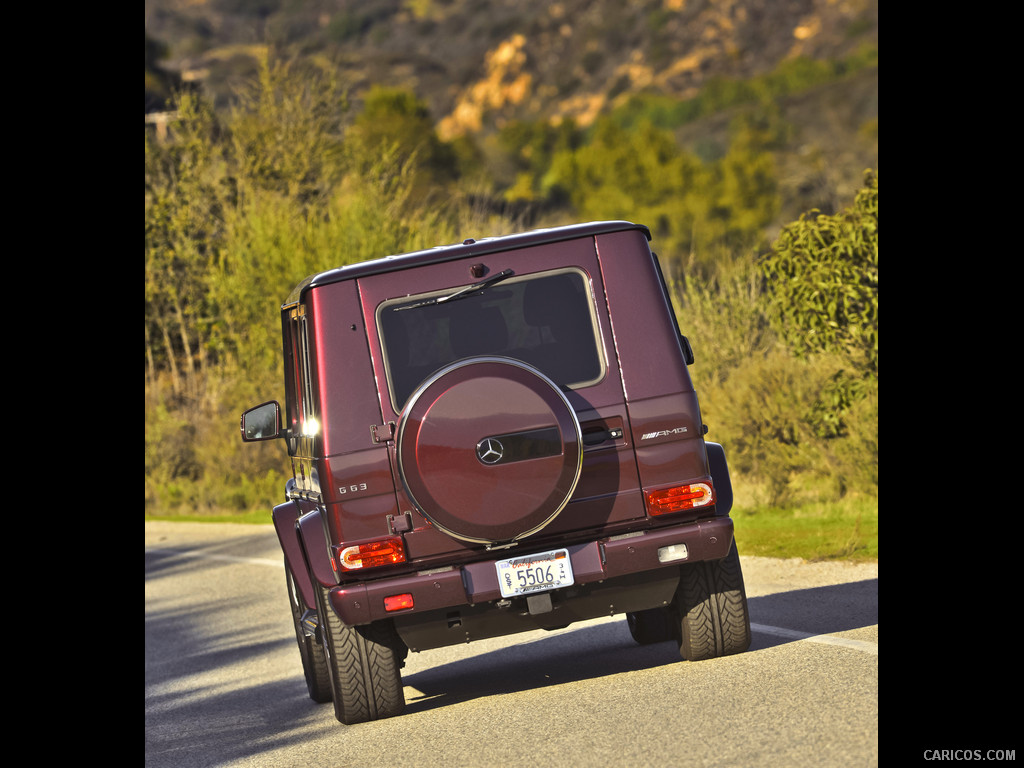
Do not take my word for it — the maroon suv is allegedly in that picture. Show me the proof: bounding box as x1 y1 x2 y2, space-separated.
241 220 751 725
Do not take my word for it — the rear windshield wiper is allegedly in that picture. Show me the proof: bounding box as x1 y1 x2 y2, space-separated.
395 268 515 311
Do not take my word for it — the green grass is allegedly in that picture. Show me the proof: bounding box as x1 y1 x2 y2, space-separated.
731 494 877 562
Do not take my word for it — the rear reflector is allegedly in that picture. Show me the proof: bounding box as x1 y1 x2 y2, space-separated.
645 482 714 515
338 536 407 570
384 593 414 612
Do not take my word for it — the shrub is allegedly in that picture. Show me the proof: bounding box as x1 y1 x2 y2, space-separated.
760 170 878 372
682 170 879 507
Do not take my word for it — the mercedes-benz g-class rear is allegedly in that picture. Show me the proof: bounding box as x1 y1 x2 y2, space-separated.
241 220 751 725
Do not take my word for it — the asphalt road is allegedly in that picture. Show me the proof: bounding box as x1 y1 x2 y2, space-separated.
145 521 878 768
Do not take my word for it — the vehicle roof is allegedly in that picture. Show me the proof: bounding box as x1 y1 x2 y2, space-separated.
283 220 650 308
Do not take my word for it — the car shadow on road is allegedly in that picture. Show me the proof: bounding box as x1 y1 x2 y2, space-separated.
401 578 877 714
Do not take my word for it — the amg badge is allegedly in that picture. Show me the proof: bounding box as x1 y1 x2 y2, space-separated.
641 427 688 440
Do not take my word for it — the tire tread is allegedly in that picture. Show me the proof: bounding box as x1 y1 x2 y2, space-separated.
675 541 752 661
318 586 406 724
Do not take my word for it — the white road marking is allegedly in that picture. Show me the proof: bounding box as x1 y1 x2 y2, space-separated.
751 622 877 655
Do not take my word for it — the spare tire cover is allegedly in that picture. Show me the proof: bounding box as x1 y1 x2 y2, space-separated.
396 357 583 545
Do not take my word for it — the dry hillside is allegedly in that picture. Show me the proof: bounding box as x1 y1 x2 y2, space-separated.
145 0 877 214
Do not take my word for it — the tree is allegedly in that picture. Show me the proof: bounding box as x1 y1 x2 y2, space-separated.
227 54 348 206
145 91 227 400
344 86 458 200
759 170 878 372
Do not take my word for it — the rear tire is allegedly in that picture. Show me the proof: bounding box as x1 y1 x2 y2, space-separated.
286 566 332 703
316 585 407 724
672 541 751 661
626 607 674 645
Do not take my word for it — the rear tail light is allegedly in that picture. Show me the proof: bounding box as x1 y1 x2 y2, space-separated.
645 482 715 516
337 536 407 570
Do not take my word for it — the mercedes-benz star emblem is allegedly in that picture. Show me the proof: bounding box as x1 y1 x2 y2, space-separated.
476 437 504 464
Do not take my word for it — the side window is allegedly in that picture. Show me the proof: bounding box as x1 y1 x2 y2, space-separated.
285 307 318 436
296 315 317 434
377 268 605 411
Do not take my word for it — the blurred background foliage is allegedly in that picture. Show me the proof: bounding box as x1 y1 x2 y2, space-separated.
145 5 877 557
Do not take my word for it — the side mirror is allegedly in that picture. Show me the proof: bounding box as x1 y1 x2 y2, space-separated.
680 335 695 366
240 401 282 442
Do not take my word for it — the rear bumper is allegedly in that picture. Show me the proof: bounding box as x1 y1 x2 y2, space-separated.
326 515 734 647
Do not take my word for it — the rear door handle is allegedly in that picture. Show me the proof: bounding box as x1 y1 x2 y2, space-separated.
582 427 623 446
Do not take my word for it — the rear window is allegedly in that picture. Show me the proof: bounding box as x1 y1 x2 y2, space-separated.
377 268 605 410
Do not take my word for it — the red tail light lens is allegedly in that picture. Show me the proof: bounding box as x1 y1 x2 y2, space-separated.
646 483 715 515
384 593 414 612
338 536 407 570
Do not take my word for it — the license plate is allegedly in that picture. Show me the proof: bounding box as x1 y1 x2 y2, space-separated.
495 548 574 598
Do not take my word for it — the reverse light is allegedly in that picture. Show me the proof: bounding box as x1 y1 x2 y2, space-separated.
645 483 715 516
657 543 689 563
384 593 414 612
338 537 407 570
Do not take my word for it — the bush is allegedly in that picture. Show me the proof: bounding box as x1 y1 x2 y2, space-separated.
145 404 202 485
760 169 878 371
696 346 876 506
674 180 878 510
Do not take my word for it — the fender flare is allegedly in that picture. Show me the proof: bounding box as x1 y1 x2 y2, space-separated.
705 441 733 516
272 500 338 610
